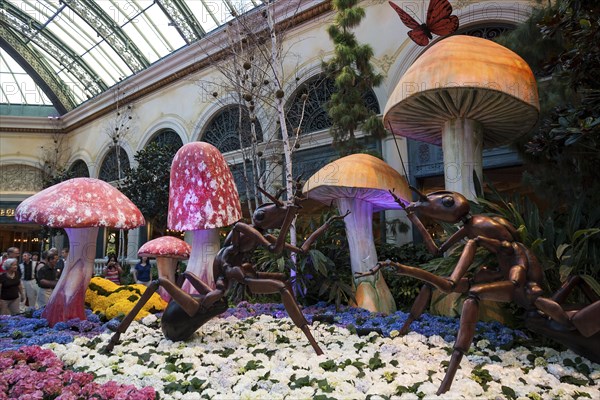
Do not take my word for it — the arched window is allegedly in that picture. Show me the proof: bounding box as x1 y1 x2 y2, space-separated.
458 24 514 40
98 146 130 182
149 129 183 150
202 105 263 153
67 160 90 178
285 74 380 135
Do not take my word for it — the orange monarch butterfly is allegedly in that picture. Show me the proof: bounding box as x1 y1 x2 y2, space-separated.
389 0 459 46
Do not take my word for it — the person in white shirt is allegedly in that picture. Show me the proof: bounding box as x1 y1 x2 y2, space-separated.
19 252 38 310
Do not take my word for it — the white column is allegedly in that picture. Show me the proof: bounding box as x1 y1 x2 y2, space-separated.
126 227 142 261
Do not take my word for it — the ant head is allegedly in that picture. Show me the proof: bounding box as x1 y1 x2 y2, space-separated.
406 190 470 223
252 202 298 229
252 186 301 229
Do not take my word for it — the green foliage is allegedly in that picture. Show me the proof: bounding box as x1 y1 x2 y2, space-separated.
324 0 385 155
42 167 73 189
251 209 355 309
120 142 178 235
376 242 435 310
478 182 600 296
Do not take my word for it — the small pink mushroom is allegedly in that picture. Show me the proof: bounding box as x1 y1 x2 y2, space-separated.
138 236 191 302
15 178 144 326
168 142 242 293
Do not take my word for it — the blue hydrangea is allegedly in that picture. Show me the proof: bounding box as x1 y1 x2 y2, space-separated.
219 302 527 348
0 307 106 352
1 302 528 353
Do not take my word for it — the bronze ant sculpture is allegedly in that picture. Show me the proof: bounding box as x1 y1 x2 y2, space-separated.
105 187 349 355
358 187 600 394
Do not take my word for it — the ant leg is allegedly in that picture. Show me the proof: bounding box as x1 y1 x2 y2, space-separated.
256 272 286 280
399 284 432 334
438 277 518 394
104 280 161 353
534 297 574 327
158 277 201 316
437 295 479 395
245 278 323 355
400 278 470 335
450 237 511 285
572 301 600 337
448 239 478 284
552 275 600 303
382 261 455 292
183 271 213 295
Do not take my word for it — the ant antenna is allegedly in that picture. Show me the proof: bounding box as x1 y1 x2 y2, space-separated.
387 121 410 179
257 186 284 207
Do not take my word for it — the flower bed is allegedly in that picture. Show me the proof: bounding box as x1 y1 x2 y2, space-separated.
0 345 155 399
86 277 167 320
1 303 599 399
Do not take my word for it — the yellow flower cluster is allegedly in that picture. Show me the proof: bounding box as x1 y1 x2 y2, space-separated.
86 277 167 321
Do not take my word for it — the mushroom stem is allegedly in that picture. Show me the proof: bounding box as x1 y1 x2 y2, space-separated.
182 229 220 293
337 198 377 275
441 118 483 200
336 198 396 314
156 256 178 302
42 227 99 327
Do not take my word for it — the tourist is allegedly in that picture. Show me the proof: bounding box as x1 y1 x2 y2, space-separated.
6 247 21 279
133 256 152 286
56 247 68 278
0 258 25 315
103 255 123 285
36 252 59 308
19 252 38 309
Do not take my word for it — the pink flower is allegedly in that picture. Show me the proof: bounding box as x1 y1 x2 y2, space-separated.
0 346 155 399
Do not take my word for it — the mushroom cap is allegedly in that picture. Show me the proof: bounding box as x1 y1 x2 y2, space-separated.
384 35 540 147
168 142 242 231
15 177 144 229
302 153 411 212
138 236 191 259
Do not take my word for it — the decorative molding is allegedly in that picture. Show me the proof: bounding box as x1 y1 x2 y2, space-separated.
0 165 43 193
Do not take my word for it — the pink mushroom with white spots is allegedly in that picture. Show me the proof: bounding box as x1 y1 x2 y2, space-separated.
15 178 144 327
168 142 242 293
138 236 191 302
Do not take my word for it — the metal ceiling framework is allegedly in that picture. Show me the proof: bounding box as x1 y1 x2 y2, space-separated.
0 0 263 114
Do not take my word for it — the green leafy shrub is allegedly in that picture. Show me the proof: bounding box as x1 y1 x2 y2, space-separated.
251 210 355 309
376 242 434 310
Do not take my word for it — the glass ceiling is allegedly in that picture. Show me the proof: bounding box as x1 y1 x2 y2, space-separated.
0 0 263 115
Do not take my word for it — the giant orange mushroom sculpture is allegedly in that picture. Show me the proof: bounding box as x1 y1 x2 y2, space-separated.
384 35 539 199
303 153 411 314
15 178 144 326
168 142 242 293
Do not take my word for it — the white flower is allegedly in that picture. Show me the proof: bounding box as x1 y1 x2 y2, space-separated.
239 388 272 400
41 314 600 400
141 314 158 326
